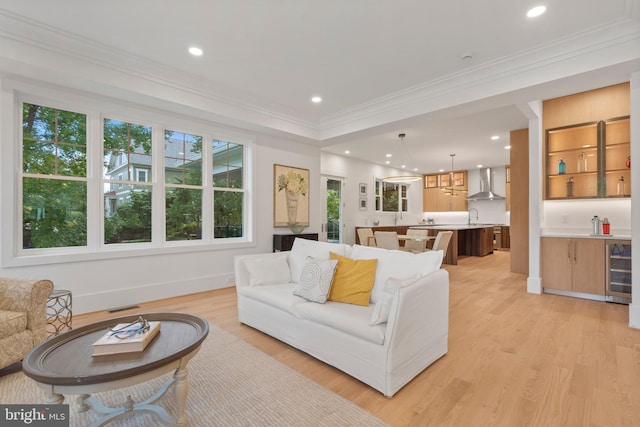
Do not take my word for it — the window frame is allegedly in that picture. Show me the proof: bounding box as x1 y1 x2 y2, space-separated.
374 179 409 213
1 80 255 268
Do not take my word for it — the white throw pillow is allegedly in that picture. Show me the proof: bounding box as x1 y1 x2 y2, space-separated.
350 245 443 303
292 259 339 303
244 256 292 286
369 275 419 325
288 238 349 283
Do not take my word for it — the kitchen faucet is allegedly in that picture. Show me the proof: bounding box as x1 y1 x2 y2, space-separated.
468 208 479 225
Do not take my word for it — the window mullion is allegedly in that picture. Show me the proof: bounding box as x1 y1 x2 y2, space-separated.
87 111 102 250
152 124 165 245
201 135 213 240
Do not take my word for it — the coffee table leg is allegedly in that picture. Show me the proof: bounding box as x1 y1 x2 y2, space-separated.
174 365 189 426
44 387 64 405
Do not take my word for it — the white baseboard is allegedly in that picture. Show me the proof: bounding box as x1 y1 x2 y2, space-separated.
629 303 640 329
527 277 542 294
73 274 233 314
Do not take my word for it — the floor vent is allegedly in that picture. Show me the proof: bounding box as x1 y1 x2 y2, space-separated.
108 304 140 313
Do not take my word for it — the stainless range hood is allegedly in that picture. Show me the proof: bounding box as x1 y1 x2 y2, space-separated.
467 168 505 201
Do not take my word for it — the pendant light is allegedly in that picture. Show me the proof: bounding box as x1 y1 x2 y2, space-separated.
382 133 422 183
442 154 468 197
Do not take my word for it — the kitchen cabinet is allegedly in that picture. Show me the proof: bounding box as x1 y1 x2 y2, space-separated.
423 171 468 212
459 227 493 257
541 237 605 296
545 116 630 200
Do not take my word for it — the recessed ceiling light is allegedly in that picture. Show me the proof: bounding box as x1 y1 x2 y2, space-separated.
386 154 392 158
491 135 500 140
188 47 203 56
385 161 390 164
505 145 512 150
345 150 350 154
439 169 445 172
413 168 419 172
401 165 406 169
311 96 322 103
527 5 546 18
477 164 483 168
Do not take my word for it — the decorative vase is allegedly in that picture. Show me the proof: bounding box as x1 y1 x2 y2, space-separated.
285 190 299 226
289 224 305 234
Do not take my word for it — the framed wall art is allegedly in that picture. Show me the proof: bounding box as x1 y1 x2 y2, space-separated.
359 197 367 211
274 164 309 228
359 183 367 195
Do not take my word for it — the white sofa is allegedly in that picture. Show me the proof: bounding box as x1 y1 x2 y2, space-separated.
233 238 449 397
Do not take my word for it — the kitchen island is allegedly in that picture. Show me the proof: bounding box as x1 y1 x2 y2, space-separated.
354 224 496 265
410 225 495 265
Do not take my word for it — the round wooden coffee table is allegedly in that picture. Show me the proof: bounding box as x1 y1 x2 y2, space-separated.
23 312 209 426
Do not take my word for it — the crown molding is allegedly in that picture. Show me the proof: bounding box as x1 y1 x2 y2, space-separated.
0 8 321 140
317 15 640 140
0 7 638 142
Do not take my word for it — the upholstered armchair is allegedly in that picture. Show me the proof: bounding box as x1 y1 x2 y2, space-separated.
0 278 54 369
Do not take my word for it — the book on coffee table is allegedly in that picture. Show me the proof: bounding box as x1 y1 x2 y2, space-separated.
92 321 161 356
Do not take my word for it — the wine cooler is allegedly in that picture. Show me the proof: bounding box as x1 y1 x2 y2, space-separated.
605 240 632 304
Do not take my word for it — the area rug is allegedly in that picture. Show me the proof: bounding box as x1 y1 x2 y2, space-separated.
0 324 388 426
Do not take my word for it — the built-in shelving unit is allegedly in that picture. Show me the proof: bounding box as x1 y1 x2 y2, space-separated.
545 115 630 200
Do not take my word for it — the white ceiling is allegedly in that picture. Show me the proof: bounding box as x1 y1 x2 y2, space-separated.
0 1 639 171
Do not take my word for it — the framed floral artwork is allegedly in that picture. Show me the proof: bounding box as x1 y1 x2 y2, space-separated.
274 164 310 228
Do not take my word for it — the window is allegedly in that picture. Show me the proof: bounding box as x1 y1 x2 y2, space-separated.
136 169 148 182
103 118 153 244
212 140 244 238
375 180 408 213
14 90 251 259
22 103 87 249
165 130 203 241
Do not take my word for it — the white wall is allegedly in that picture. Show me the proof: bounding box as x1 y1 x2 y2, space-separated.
0 81 321 314
321 152 426 245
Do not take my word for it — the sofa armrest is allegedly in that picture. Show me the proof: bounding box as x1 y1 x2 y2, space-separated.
0 278 54 339
385 269 449 366
234 252 291 288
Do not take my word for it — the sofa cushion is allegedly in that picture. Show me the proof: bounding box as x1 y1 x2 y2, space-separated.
369 275 420 325
0 310 28 340
328 252 377 306
288 238 350 283
244 256 292 286
293 301 386 345
350 245 443 303
292 259 338 303
237 283 307 313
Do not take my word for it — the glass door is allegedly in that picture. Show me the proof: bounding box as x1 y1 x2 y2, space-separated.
320 176 343 243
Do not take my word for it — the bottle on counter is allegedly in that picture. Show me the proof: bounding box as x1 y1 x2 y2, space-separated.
558 159 566 175
603 218 610 235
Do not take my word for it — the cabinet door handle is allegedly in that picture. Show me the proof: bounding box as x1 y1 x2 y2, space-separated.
567 241 572 263
573 240 577 264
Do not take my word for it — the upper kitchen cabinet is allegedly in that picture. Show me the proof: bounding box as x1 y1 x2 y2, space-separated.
543 82 631 201
423 171 468 212
545 116 630 200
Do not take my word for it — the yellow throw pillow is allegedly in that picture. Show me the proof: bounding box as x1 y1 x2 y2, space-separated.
328 252 377 306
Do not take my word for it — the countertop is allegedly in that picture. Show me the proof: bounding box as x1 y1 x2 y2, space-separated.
541 233 631 240
409 224 498 230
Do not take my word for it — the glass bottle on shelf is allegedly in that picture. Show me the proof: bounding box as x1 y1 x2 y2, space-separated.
566 176 574 197
617 176 626 196
577 152 586 172
558 158 566 175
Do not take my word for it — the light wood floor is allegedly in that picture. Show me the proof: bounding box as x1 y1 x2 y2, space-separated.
74 251 640 427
